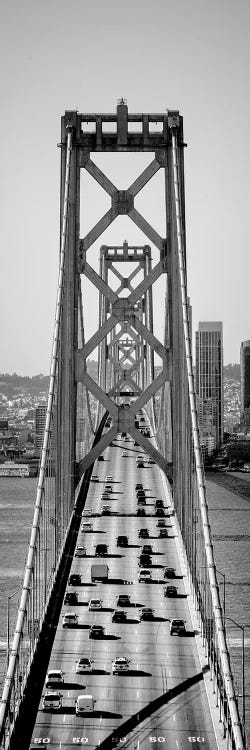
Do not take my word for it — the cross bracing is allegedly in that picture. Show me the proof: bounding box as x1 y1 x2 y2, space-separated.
0 104 246 750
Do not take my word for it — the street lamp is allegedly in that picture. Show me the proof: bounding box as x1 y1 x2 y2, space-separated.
7 587 23 668
225 617 245 739
216 568 226 624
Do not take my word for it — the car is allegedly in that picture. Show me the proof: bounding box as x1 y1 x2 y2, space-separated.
159 528 169 537
136 507 146 516
88 598 102 610
136 489 145 495
138 569 151 582
156 519 166 527
45 670 64 687
64 591 78 605
112 609 127 622
75 546 86 557
135 483 143 490
116 594 131 607
42 690 62 711
137 462 144 468
139 554 152 567
104 485 113 492
122 451 128 457
116 535 129 547
82 509 92 517
75 694 96 714
154 499 164 508
139 607 154 620
76 657 93 674
142 544 153 554
164 585 178 598
136 455 144 461
69 573 81 586
137 497 146 505
138 528 149 538
112 657 130 674
121 432 127 437
95 543 108 556
102 505 111 515
148 455 154 461
164 567 175 578
134 441 139 446
124 436 130 441
81 521 93 532
155 508 165 516
100 494 110 501
98 455 104 461
62 612 78 627
105 475 113 482
170 618 186 635
91 475 99 482
89 624 105 639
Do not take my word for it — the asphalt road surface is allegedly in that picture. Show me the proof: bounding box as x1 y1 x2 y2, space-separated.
30 433 219 749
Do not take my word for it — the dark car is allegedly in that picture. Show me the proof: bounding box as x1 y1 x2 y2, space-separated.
89 625 105 639
112 609 127 623
138 528 149 538
98 455 104 461
159 528 168 538
137 497 146 506
170 618 186 635
137 462 144 468
64 591 78 605
117 594 131 607
155 508 165 517
164 567 175 579
164 585 178 598
139 554 152 567
139 607 154 620
69 573 81 586
155 499 164 508
136 508 146 516
95 543 108 556
135 483 143 490
136 489 145 496
142 544 153 554
117 535 129 547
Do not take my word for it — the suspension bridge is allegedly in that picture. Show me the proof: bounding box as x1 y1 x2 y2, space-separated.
0 102 246 749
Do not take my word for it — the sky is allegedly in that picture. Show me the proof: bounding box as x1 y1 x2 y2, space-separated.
0 0 250 373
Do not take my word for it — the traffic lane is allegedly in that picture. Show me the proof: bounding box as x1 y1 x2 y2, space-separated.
30 442 218 749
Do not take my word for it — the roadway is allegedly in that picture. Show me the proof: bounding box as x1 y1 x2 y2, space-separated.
30 432 219 750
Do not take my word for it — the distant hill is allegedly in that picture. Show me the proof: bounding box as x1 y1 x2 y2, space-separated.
0 360 240 399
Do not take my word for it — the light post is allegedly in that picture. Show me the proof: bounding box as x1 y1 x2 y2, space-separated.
225 617 245 740
7 587 22 668
216 568 226 624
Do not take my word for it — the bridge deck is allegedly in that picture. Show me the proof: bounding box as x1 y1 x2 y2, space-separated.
29 434 219 750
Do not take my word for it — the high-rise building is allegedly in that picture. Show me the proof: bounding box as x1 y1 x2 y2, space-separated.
195 322 224 450
35 405 47 452
240 340 250 433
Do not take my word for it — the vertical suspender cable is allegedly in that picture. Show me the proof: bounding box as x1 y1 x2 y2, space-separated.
0 127 73 744
171 128 244 750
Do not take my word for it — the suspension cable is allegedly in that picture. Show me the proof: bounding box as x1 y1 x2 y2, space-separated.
0 126 73 744
171 127 244 750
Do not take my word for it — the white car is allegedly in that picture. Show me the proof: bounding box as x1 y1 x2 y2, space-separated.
76 657 93 674
112 657 130 674
43 690 62 711
82 509 92 517
91 475 99 482
62 612 78 627
122 451 128 457
88 598 102 610
75 546 86 557
104 485 113 492
45 669 64 687
102 504 111 513
81 522 93 531
138 569 152 583
105 475 113 482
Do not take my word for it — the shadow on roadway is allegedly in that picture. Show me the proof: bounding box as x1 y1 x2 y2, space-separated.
61 707 123 718
97 670 204 749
